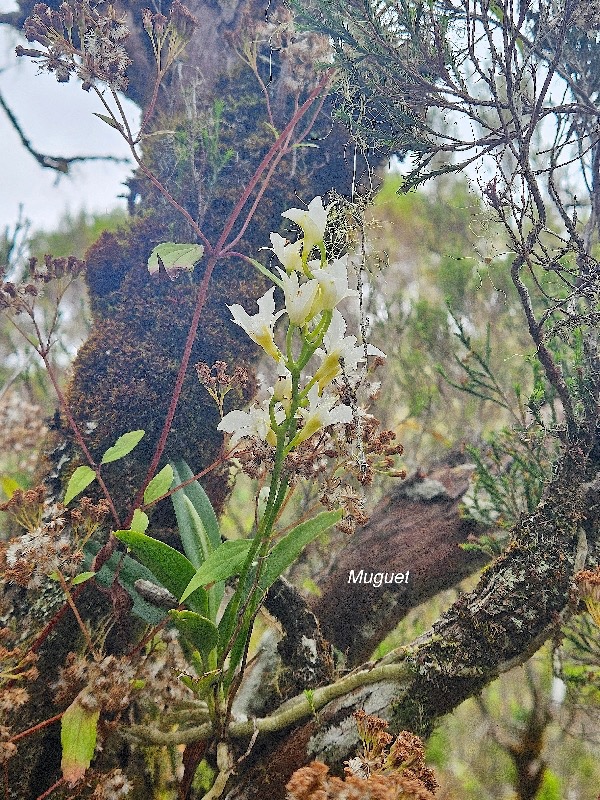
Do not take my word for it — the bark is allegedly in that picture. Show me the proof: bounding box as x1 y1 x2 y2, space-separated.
311 464 488 665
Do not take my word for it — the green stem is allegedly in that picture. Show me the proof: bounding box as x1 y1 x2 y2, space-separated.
126 662 411 745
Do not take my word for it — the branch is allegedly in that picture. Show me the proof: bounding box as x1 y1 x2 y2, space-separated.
0 90 129 174
0 12 21 27
125 662 411 745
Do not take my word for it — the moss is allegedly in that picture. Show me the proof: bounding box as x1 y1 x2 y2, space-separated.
54 40 354 526
67 235 260 518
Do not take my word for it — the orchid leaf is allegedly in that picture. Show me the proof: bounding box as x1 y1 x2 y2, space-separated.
180 540 252 604
115 529 207 616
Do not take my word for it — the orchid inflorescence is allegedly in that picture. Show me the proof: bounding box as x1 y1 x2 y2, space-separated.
217 197 384 461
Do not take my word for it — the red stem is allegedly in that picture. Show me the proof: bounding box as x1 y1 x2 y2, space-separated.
10 713 64 743
41 351 121 528
135 159 212 251
35 778 64 800
139 68 164 135
222 133 292 254
28 585 85 653
214 71 333 256
126 611 173 659
141 449 235 510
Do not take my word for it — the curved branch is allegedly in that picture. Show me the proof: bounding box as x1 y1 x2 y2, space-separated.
0 91 129 175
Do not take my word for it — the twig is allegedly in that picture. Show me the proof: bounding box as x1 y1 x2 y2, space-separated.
35 779 65 800
126 661 410 745
39 347 122 528
55 570 97 657
10 713 64 744
0 91 128 175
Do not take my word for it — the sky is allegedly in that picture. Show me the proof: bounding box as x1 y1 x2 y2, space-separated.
0 3 138 236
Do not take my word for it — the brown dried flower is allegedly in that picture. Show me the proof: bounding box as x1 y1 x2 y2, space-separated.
576 568 600 627
20 2 131 91
0 726 17 766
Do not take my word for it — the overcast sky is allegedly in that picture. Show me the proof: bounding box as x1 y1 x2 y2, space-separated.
0 2 138 235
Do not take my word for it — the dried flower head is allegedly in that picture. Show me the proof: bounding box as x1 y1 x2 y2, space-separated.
354 709 394 763
20 2 131 91
0 726 17 766
196 360 250 417
0 627 39 697
142 2 197 72
53 654 136 713
0 490 86 589
286 760 438 800
576 568 600 627
91 769 132 799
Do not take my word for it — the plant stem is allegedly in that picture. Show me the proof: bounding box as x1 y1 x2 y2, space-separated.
56 570 97 658
39 348 121 528
126 662 411 745
10 713 64 743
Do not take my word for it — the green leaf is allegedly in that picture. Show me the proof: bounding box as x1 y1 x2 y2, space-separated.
84 542 165 625
60 695 100 785
144 464 174 505
101 430 145 464
170 463 224 621
179 670 220 698
259 510 342 590
130 508 149 533
92 112 122 131
182 496 213 565
0 475 21 499
71 571 96 586
148 243 204 275
180 540 252 604
171 461 221 553
114 529 207 616
64 466 96 505
169 610 218 661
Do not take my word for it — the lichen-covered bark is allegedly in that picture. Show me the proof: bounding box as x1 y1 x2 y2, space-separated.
222 445 595 799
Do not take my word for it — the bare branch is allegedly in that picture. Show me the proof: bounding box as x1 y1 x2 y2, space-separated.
0 90 129 174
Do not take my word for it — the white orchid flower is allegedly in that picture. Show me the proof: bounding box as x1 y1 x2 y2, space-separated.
218 400 285 448
294 383 353 445
281 196 332 255
270 233 303 273
278 268 319 326
310 256 358 315
271 363 294 412
314 310 386 391
228 287 283 361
